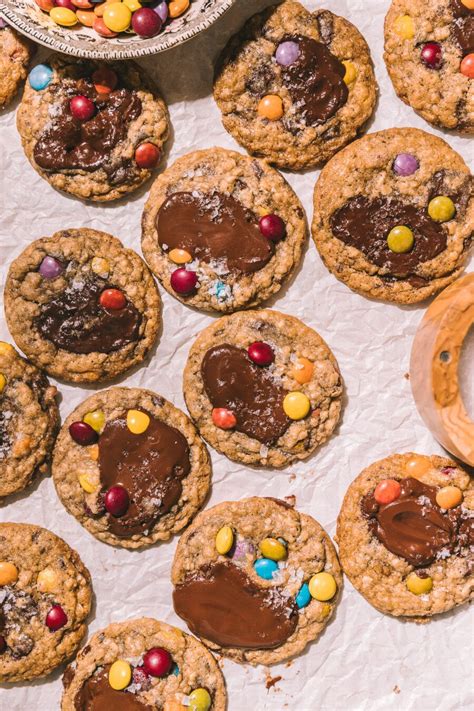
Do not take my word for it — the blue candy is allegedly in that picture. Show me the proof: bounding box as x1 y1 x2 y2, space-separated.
295 582 311 609
172 663 179 676
29 64 53 91
253 557 278 580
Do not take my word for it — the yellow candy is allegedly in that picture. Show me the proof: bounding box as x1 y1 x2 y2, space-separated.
406 573 432 595
50 6 78 26
0 561 19 586
290 357 314 385
127 409 150 435
428 196 456 223
89 444 99 461
0 374 6 393
394 14 415 40
387 225 414 253
436 485 463 510
215 526 234 555
83 410 105 434
259 537 287 562
0 342 14 356
309 572 337 601
169 0 189 18
37 567 59 593
123 0 141 10
169 248 192 264
189 688 212 711
79 473 97 494
258 95 284 121
283 391 311 420
91 257 110 277
342 60 357 85
102 2 132 32
109 660 132 690
405 455 430 478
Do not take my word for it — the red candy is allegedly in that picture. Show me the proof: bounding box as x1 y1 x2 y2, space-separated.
92 66 118 94
54 0 75 9
259 214 286 242
105 485 129 517
143 647 172 677
135 143 161 169
374 479 401 505
131 7 162 37
170 268 198 295
420 42 442 69
247 341 274 366
212 408 237 430
93 16 118 38
70 95 96 121
46 605 68 631
69 421 98 446
99 288 126 310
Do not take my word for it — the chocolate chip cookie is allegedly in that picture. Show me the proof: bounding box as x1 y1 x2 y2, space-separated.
141 148 307 313
4 228 160 383
384 0 474 133
336 453 474 619
17 54 169 201
0 523 92 683
0 24 33 110
213 1 377 170
312 128 473 303
183 309 343 469
52 387 211 549
172 497 341 666
61 618 226 711
0 341 59 499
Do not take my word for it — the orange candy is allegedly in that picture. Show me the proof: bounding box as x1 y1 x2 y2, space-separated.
460 53 474 78
257 95 284 121
436 486 463 510
405 455 430 478
291 357 314 384
92 66 118 94
461 0 474 8
374 479 401 505
212 408 236 430
71 0 93 8
76 9 94 25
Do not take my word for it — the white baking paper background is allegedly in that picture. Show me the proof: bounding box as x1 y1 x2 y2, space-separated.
0 1 473 709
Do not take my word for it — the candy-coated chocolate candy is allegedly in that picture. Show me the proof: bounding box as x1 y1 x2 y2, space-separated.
105 485 130 517
169 0 189 18
406 572 432 595
143 647 173 677
169 248 192 264
89 444 99 461
231 539 255 561
99 288 126 310
290 357 314 385
93 15 118 36
72 0 93 8
103 2 132 31
29 64 53 91
70 95 96 121
257 95 284 121
259 537 287 562
108 660 132 690
296 582 311 609
50 6 78 25
69 421 98 446
309 572 337 601
135 142 161 169
35 0 55 11
211 407 236 430
461 0 474 8
78 473 97 494
154 2 168 21
76 9 95 26
215 526 234 555
0 562 18 586
253 557 278 580
37 567 58 593
92 67 118 94
283 391 310 420
39 255 64 279
189 688 212 711
0 342 14 356
275 40 300 67
170 268 198 295
172 663 180 676
420 42 442 69
393 153 419 177
54 0 75 9
127 409 150 435
342 60 357 85
405 455 431 477
91 256 110 277
394 14 415 40
0 374 6 393
460 54 474 78
259 214 285 242
428 196 456 223
436 485 463 510
132 7 162 36
45 604 68 631
247 341 274 366
83 409 105 433
374 479 401 505
124 0 141 10
387 225 414 253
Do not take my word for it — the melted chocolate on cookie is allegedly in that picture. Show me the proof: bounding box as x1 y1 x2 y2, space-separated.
98 411 190 537
201 344 290 444
173 561 298 649
36 277 141 354
75 666 151 711
330 196 447 281
451 0 474 56
361 477 474 567
281 35 348 126
157 191 274 273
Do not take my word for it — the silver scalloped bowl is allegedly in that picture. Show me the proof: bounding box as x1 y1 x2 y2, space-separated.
0 0 234 59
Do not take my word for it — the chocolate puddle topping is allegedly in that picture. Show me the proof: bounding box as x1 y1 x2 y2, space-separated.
361 477 474 567
173 561 298 649
201 344 290 444
36 277 141 354
281 35 348 126
75 666 151 711
451 0 474 56
98 411 190 537
330 196 447 280
157 191 274 273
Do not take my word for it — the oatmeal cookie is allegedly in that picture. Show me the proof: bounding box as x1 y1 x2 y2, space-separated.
4 228 160 383
312 128 473 303
0 24 33 110
141 148 307 313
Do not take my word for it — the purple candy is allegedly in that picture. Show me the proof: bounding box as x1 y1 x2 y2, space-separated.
154 1 168 22
275 41 300 67
393 153 419 177
39 256 64 279
232 539 255 561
